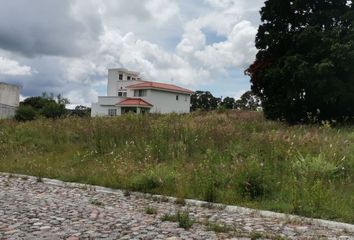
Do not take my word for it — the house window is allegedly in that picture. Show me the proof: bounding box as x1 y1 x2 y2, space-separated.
118 91 127 97
132 77 136 80
108 109 117 116
119 74 123 80
127 76 131 80
134 90 147 97
185 96 188 101
176 95 179 101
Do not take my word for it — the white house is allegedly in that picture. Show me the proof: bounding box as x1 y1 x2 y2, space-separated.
91 68 193 117
0 82 21 119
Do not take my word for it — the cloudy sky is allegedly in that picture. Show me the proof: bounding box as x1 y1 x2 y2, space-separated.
0 0 265 106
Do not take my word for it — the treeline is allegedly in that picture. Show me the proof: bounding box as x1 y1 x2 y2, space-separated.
191 90 261 112
15 93 90 121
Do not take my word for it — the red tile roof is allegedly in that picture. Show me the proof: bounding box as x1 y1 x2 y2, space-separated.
117 98 153 107
127 82 193 94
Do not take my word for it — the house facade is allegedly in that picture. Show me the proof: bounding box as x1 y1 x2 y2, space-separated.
91 68 193 117
0 82 21 119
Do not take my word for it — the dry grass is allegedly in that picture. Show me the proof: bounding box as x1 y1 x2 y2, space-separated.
0 110 353 223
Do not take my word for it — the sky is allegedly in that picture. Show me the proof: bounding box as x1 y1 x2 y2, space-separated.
0 0 265 106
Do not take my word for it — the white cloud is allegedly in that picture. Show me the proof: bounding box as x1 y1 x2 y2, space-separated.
0 0 265 106
145 0 180 24
0 56 32 76
97 30 211 86
66 88 99 106
194 21 257 69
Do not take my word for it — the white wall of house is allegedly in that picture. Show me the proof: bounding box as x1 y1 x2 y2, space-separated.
91 96 123 117
0 82 21 119
142 89 190 114
0 83 20 107
107 69 143 96
91 103 121 117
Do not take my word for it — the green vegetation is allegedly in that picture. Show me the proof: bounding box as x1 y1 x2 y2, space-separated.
247 0 354 123
205 222 233 233
0 111 353 223
15 93 91 121
145 206 157 215
161 210 194 229
90 199 104 207
190 90 260 111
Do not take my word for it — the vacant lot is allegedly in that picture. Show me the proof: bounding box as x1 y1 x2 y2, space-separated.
0 111 353 223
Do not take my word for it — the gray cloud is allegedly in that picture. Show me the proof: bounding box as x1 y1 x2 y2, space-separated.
0 0 103 57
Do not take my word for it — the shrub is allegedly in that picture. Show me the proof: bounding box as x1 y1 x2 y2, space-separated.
292 153 343 181
237 160 273 200
176 211 194 229
41 102 66 119
130 174 161 193
15 105 37 121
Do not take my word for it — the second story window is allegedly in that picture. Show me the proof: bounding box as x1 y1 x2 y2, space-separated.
134 90 147 97
118 91 127 97
176 95 179 101
119 74 123 80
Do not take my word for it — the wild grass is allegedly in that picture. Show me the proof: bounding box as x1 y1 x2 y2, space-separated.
0 111 353 223
145 206 157 215
161 210 194 229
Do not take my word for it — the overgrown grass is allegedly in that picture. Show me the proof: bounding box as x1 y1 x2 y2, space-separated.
0 111 353 223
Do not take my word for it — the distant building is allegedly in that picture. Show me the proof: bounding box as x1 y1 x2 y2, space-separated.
91 68 193 117
0 82 21 119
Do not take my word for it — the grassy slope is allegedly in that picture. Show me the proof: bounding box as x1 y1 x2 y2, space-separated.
0 111 353 223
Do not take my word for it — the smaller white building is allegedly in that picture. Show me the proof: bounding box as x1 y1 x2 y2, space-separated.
91 68 193 117
0 82 21 119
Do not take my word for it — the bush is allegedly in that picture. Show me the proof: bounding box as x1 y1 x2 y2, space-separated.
41 102 66 119
237 160 273 200
15 105 37 121
130 174 161 193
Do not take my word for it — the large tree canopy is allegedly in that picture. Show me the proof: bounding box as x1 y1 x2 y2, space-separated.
191 91 221 111
246 0 354 123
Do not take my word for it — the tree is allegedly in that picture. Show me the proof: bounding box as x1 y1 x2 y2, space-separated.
190 91 221 111
41 102 67 119
71 105 91 117
220 97 236 109
246 0 354 123
17 93 69 120
22 96 56 111
235 91 261 111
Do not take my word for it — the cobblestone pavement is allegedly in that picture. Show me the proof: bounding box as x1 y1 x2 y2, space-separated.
0 175 353 240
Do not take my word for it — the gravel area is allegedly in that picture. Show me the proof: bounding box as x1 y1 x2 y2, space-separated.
0 174 353 240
